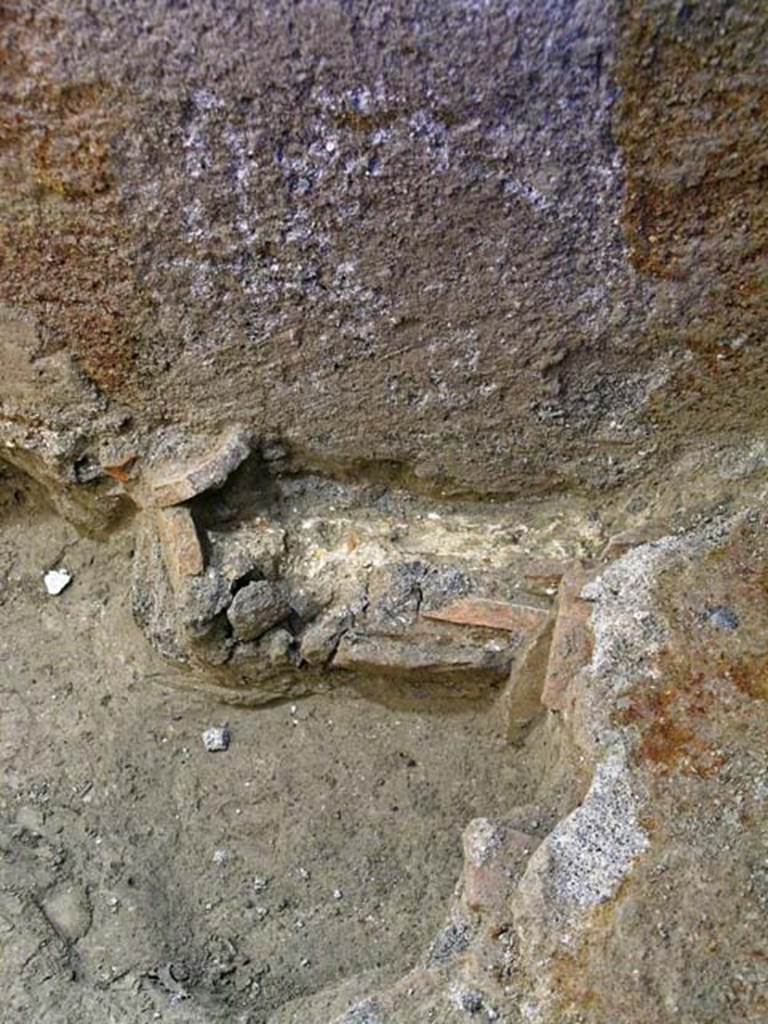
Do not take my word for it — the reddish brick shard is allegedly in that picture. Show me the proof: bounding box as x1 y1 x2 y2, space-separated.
156 506 204 579
461 820 536 913
102 453 138 482
422 597 548 634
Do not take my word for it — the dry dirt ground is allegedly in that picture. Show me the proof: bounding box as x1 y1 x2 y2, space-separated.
0 497 538 1023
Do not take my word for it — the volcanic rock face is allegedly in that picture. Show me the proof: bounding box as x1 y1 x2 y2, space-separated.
0 1 766 1023
0 0 765 518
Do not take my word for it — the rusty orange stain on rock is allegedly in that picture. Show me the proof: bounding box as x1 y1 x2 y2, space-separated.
719 652 768 701
618 661 734 775
102 454 138 482
0 28 138 398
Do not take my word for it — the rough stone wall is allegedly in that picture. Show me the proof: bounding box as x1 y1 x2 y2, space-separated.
0 5 767 1023
1 0 765 513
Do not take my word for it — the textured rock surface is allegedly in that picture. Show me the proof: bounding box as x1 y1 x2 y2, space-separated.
510 512 768 1024
0 2 766 1022
1 0 766 520
226 580 289 642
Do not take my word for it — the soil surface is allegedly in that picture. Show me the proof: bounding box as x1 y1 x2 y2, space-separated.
0 499 535 1023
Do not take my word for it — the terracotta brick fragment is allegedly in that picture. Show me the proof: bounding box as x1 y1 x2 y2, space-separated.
422 597 548 633
332 633 511 687
503 614 554 740
150 428 251 507
156 506 204 579
462 820 536 913
541 561 595 712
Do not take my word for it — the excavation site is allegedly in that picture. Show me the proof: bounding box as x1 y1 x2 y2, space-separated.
1 2 766 1023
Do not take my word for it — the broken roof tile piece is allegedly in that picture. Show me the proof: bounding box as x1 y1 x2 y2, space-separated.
332 632 511 688
150 428 252 507
156 505 204 579
421 597 548 634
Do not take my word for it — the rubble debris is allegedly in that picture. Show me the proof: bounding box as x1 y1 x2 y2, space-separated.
518 557 571 595
364 562 424 631
131 517 189 662
460 813 539 914
208 523 286 583
462 818 503 869
299 609 354 666
230 626 295 669
178 569 231 635
129 472 602 702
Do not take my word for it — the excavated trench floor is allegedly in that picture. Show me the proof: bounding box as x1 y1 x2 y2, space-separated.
0 500 563 1023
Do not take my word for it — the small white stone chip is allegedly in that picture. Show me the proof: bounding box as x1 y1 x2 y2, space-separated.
202 726 230 752
43 568 72 596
